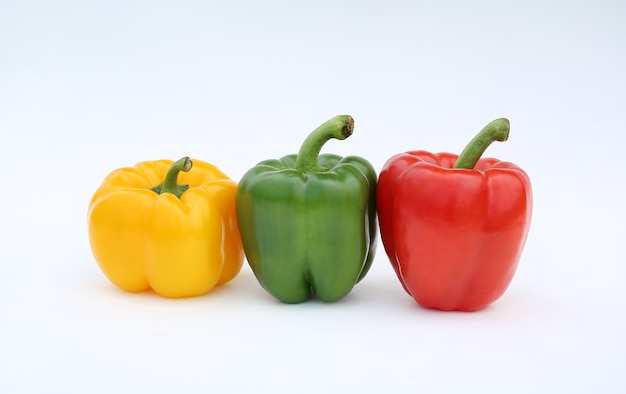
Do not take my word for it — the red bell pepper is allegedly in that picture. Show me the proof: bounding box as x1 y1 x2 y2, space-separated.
377 118 532 311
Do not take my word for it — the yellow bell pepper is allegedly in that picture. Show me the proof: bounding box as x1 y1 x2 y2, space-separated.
87 157 244 298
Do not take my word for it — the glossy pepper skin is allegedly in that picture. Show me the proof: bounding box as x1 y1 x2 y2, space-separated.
377 119 532 311
88 157 244 298
236 115 377 303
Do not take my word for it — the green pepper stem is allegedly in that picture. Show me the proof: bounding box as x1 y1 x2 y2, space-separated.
153 157 192 198
453 118 510 169
295 115 354 173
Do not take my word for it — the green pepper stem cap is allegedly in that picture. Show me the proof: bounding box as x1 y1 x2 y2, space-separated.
453 118 510 169
151 157 192 198
295 115 354 173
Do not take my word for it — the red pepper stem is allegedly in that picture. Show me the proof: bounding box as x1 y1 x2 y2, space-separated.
453 118 510 169
295 115 354 173
156 157 193 198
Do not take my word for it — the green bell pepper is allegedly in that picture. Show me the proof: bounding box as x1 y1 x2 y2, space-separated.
236 115 378 303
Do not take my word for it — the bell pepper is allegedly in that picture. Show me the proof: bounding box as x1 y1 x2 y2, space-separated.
87 157 244 298
236 115 378 303
377 118 532 311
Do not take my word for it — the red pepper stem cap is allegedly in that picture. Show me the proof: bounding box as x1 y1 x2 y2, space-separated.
295 115 354 173
453 118 510 169
151 157 193 198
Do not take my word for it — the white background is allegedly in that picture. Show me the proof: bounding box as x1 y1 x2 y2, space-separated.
1 0 625 393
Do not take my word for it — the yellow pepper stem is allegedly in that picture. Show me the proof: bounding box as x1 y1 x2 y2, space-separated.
151 157 193 198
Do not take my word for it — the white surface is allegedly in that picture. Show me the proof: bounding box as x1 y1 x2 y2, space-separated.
2 1 625 393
